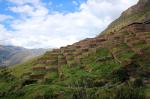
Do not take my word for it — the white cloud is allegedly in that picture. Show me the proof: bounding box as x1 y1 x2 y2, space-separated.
9 5 34 16
0 25 13 45
0 14 13 22
1 0 138 48
80 0 138 20
8 0 48 17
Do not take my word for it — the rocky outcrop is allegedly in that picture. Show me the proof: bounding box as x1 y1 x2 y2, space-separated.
122 0 150 16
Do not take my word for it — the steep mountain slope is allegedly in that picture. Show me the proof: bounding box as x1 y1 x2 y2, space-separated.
0 0 150 99
0 45 48 66
102 0 150 34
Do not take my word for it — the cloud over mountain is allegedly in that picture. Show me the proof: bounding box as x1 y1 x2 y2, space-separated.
0 0 138 48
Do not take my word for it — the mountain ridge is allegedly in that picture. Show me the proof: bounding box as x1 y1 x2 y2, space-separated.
0 45 48 66
102 0 150 34
122 0 150 16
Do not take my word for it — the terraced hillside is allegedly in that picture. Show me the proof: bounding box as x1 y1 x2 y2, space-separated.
0 0 150 99
102 0 150 34
0 19 148 99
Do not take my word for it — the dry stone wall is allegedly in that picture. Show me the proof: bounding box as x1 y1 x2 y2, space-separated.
31 21 150 79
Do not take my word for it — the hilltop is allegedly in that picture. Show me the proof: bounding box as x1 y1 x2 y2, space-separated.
103 0 150 34
0 0 150 99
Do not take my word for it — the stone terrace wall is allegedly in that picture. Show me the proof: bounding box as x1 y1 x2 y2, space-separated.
145 23 150 32
32 21 150 80
120 21 150 33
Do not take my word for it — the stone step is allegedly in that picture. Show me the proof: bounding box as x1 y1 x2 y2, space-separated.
124 35 134 39
124 37 139 43
61 49 76 53
73 51 82 56
58 55 65 59
75 44 81 49
66 56 74 61
97 44 107 49
130 47 143 55
58 60 67 65
45 60 58 65
63 53 74 57
88 43 97 48
139 35 150 40
145 35 150 39
46 67 57 72
127 23 146 33
136 32 150 37
32 66 57 72
32 66 47 71
143 80 150 84
82 52 90 57
111 41 123 46
127 40 145 46
95 38 107 44
66 61 77 67
74 56 82 63
145 39 150 44
30 74 45 79
79 48 89 52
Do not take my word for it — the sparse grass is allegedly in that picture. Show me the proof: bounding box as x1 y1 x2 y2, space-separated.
144 85 150 99
118 50 135 61
10 61 34 77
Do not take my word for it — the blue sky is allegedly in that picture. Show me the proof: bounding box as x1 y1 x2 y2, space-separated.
0 0 138 49
0 0 86 28
43 0 86 12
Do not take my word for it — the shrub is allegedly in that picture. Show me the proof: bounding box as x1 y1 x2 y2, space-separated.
112 67 129 82
113 85 145 99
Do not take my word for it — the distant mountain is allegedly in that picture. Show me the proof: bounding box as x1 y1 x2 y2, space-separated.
0 45 48 66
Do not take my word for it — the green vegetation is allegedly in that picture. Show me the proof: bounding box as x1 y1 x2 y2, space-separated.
1 45 149 99
0 0 150 98
10 59 36 77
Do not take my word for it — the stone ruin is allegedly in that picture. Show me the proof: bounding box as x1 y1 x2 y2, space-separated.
30 20 150 80
120 20 150 33
30 74 45 79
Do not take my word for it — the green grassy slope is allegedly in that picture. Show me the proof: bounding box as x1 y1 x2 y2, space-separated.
0 0 150 99
1 40 149 99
